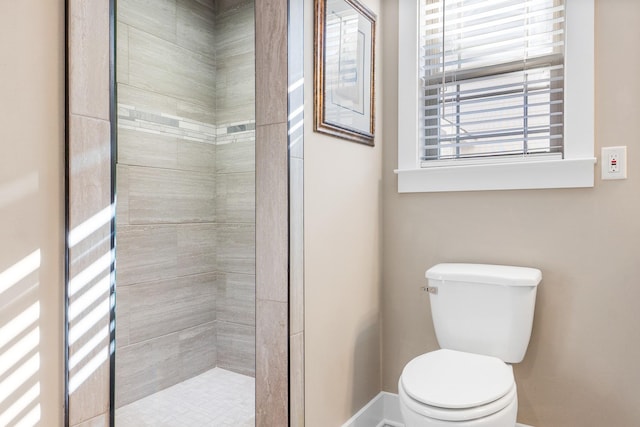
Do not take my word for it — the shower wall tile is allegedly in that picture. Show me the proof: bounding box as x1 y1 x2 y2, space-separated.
116 165 130 225
256 123 288 303
217 223 255 275
116 285 131 348
177 0 217 58
195 0 215 10
117 23 130 84
256 299 288 425
116 224 178 286
177 223 217 276
255 0 287 126
121 272 216 344
118 128 216 173
178 321 217 380
215 0 251 15
217 321 255 376
127 166 216 224
216 52 255 124
118 83 217 126
72 413 109 427
216 138 256 174
118 83 178 117
215 1 255 59
118 0 177 43
176 97 217 126
118 128 178 170
68 115 112 228
68 0 110 120
117 223 217 285
68 319 111 426
177 141 216 172
217 272 255 326
116 331 180 407
216 172 255 223
115 321 216 408
128 27 216 111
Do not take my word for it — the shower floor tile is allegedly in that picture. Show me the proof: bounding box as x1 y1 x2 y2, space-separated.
116 368 255 427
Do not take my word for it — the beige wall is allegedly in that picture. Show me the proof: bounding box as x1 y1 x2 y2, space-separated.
382 1 640 426
304 0 384 425
0 1 65 426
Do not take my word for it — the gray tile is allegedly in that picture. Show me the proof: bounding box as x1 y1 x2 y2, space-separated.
115 322 216 408
255 0 287 126
118 84 178 118
177 140 216 172
69 356 110 426
115 331 181 407
216 172 255 223
69 0 111 120
116 224 177 286
215 0 252 15
256 123 288 302
117 0 177 43
217 321 255 376
118 83 216 126
128 27 216 111
215 2 255 59
124 273 216 344
117 127 178 170
176 98 217 126
177 0 217 59
217 223 255 274
115 285 131 348
71 412 109 427
116 165 130 225
217 272 255 326
68 115 112 229
178 321 217 380
216 52 256 124
128 166 216 224
256 299 288 426
216 137 255 174
117 23 130 84
177 223 217 276
194 0 215 10
216 104 256 126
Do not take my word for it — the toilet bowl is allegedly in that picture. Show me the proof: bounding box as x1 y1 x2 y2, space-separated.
398 349 518 427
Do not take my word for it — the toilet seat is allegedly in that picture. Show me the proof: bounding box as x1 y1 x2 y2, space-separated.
399 349 516 422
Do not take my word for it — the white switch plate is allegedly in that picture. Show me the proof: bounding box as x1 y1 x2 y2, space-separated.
601 146 627 180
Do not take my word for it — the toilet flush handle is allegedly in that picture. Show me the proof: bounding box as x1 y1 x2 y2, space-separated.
420 285 438 295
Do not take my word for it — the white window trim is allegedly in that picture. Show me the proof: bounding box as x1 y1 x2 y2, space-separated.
395 0 596 193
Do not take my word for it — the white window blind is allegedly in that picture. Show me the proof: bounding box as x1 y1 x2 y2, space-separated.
420 0 565 163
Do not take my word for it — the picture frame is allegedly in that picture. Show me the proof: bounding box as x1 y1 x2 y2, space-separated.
314 0 376 146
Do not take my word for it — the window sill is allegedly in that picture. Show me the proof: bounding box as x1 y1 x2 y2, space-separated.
395 157 597 193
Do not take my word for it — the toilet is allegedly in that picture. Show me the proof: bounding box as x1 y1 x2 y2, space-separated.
398 263 541 427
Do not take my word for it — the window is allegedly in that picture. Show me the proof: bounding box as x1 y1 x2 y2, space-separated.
396 0 595 193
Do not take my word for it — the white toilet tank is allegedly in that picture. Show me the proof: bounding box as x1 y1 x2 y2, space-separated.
426 263 542 363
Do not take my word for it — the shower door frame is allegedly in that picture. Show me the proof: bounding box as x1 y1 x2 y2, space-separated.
64 0 293 425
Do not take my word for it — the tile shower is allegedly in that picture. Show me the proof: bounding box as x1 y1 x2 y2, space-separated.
113 0 256 422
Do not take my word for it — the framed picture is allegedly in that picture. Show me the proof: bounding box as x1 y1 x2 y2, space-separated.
314 0 376 146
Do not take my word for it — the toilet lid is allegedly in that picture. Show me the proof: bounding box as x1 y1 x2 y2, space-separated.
401 349 514 409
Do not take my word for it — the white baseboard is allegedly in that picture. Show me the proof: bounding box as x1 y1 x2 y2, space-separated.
341 392 534 427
